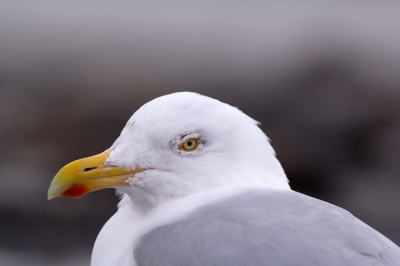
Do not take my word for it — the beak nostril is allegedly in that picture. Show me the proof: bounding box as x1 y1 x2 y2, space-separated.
83 167 98 172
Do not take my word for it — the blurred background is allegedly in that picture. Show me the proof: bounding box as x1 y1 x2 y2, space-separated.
1 1 400 265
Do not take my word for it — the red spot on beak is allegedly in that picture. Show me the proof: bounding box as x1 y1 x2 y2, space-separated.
61 184 88 198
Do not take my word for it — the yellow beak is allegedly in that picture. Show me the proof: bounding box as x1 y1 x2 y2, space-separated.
48 150 141 200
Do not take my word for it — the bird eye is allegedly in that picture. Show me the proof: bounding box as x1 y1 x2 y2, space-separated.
179 138 200 152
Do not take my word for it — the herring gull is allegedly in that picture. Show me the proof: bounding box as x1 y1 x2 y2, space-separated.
48 92 400 266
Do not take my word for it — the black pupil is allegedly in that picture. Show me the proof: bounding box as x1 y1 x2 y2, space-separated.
187 141 192 146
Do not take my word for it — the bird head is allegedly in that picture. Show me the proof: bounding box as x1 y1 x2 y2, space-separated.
48 92 288 209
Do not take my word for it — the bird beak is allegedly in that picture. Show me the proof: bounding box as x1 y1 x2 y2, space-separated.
48 150 141 200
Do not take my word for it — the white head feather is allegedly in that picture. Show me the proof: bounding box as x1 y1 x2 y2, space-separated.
105 92 289 211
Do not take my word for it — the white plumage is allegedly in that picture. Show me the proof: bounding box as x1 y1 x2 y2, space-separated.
93 92 290 265
49 92 400 266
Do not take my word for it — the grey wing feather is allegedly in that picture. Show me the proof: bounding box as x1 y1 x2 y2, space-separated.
134 190 400 266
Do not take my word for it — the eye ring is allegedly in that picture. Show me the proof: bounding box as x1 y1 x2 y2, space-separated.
178 138 200 152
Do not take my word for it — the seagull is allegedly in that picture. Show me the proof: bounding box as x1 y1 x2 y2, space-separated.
48 92 400 266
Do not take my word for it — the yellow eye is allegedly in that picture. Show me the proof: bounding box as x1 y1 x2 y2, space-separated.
179 138 200 152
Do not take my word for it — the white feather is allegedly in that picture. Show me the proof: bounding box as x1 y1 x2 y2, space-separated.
92 92 289 265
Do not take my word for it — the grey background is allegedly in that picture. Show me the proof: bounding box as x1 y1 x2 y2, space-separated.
0 1 399 265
